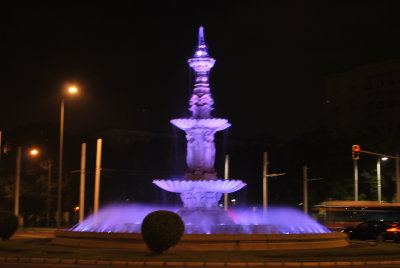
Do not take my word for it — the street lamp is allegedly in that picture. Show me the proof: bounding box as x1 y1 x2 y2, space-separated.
29 148 53 226
303 166 323 214
29 148 39 156
377 157 388 203
14 146 39 217
57 85 79 228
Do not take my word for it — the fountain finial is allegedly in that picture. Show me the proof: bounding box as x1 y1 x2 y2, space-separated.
194 26 209 58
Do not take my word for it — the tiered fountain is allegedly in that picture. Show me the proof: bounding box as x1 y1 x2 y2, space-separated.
153 26 246 234
53 27 348 250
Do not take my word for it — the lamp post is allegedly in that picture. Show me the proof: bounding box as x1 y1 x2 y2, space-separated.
57 86 78 228
224 154 229 211
14 147 39 217
93 138 103 215
396 153 400 203
263 152 268 216
79 143 86 222
377 157 388 203
14 146 22 217
46 160 52 227
303 166 323 214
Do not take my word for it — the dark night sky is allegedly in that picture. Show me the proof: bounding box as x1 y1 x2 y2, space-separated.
3 0 400 141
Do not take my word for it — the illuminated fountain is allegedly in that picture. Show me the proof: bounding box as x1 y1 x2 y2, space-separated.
53 27 348 250
153 26 246 233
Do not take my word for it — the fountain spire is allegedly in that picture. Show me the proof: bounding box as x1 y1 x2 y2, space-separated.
194 26 209 58
187 26 216 119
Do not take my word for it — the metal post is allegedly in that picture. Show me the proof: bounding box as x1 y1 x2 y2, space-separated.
0 130 2 161
396 153 400 203
94 139 102 214
263 152 268 215
223 154 229 211
46 160 52 227
354 159 358 201
14 146 22 216
377 158 382 203
57 98 65 228
303 166 308 214
79 143 86 222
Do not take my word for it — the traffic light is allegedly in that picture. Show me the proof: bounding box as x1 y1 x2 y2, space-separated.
73 206 80 213
352 145 360 160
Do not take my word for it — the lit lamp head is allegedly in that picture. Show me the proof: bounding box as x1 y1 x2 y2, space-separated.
29 148 39 157
68 86 78 94
381 157 389 161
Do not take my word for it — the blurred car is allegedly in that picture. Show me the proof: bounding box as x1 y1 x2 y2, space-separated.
342 220 400 242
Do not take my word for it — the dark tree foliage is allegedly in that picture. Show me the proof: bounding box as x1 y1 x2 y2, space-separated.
0 211 18 240
141 210 184 254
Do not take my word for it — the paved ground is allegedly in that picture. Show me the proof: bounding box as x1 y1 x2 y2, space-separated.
13 229 55 239
3 229 400 267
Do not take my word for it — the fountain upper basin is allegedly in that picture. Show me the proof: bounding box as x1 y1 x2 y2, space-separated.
171 118 231 131
153 179 246 193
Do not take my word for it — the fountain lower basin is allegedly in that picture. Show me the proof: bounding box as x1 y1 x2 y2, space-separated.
53 230 348 251
53 204 349 250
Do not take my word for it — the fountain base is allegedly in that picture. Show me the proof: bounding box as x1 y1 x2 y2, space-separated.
53 230 349 251
178 208 236 234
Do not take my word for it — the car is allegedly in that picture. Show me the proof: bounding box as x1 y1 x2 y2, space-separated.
342 220 400 242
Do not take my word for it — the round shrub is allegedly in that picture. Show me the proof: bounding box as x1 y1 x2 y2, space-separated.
141 210 184 254
0 211 19 240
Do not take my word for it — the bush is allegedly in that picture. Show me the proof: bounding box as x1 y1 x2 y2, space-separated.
141 210 184 254
0 211 19 240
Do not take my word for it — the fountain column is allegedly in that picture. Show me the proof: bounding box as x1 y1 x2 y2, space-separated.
171 26 230 181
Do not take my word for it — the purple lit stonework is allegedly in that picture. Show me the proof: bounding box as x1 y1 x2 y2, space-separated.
153 27 246 215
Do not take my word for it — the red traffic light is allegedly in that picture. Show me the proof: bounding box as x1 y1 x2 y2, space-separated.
352 145 361 159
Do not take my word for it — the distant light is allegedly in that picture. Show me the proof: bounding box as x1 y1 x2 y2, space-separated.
231 199 236 202
68 87 78 94
30 149 39 156
381 157 388 161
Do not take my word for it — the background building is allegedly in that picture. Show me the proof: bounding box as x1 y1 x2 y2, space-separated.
324 58 400 151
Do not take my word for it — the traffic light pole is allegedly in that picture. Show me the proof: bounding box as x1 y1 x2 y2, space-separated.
352 145 400 203
354 159 358 201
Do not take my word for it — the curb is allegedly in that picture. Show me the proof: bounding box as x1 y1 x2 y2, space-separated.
1 257 400 266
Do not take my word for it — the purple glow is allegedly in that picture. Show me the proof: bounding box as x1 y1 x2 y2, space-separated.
70 204 329 234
